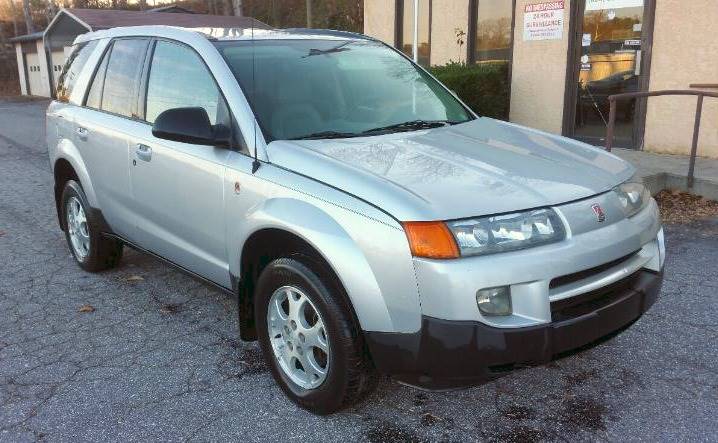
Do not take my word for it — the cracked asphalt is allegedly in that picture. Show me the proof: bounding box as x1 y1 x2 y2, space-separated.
1 98 717 442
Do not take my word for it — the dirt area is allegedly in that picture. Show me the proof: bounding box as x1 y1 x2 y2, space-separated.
0 79 21 97
655 190 718 224
0 94 46 103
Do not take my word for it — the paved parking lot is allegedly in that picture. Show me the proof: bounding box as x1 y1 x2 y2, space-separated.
1 98 717 442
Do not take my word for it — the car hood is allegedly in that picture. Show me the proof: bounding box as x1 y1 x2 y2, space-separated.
265 118 634 221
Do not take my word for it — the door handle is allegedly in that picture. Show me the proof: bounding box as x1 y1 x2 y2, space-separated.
135 143 152 162
76 126 88 140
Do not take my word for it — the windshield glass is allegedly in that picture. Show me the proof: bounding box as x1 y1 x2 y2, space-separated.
215 39 473 141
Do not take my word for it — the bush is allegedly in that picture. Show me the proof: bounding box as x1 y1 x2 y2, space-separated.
429 61 510 120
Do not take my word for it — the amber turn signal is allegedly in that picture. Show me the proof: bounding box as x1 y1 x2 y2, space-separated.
403 221 460 259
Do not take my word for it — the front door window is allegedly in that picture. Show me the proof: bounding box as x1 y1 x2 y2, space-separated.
572 0 646 148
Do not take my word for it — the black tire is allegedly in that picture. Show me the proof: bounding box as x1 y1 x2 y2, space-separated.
61 180 123 272
255 257 377 414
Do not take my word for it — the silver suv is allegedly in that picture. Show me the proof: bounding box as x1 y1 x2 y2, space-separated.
47 25 665 414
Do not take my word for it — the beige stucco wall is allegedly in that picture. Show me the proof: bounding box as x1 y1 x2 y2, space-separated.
509 0 571 134
430 0 470 66
644 0 718 158
363 0 396 45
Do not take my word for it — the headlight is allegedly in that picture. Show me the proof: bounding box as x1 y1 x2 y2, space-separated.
614 179 650 218
446 208 566 257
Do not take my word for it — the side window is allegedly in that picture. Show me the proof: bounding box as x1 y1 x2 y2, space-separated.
85 46 110 110
145 41 222 125
101 39 149 118
56 40 98 103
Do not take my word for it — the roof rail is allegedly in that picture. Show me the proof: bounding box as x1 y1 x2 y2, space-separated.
281 28 374 41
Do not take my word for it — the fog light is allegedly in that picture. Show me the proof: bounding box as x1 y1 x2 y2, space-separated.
476 286 512 316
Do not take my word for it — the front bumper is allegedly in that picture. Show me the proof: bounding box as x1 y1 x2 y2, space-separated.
365 269 663 390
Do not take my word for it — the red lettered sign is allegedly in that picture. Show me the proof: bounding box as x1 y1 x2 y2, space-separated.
524 2 565 41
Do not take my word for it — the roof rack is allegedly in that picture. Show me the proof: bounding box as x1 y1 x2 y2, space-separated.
281 28 374 41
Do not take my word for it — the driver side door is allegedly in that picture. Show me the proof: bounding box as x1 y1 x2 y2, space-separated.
129 39 233 287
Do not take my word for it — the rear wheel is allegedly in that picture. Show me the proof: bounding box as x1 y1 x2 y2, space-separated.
255 257 376 414
61 180 123 272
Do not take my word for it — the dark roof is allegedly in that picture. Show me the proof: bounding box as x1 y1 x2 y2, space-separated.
9 31 44 43
64 8 269 31
146 6 194 13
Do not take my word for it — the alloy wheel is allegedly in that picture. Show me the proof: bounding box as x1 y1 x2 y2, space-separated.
66 196 90 259
267 285 330 389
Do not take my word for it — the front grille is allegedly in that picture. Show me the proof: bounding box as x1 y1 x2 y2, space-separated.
549 250 640 291
550 271 641 322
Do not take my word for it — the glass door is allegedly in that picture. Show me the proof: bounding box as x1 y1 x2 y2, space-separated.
571 0 647 148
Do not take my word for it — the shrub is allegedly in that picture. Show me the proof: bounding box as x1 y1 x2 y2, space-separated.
429 61 510 120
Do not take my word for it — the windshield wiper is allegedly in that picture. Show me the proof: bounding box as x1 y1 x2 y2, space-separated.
361 120 458 135
303 42 352 58
290 120 461 140
289 130 362 140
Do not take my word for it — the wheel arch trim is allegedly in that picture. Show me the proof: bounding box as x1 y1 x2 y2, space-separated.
53 139 99 208
231 197 418 335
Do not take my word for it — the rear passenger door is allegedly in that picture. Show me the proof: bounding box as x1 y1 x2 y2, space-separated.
50 40 98 159
129 39 232 287
73 38 150 240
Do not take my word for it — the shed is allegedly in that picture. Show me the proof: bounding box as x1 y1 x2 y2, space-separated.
11 8 268 97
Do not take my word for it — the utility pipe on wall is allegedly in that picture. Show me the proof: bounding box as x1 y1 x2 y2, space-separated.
412 0 419 63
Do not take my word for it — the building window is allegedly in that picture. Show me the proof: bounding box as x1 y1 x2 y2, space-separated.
472 0 515 64
397 0 432 67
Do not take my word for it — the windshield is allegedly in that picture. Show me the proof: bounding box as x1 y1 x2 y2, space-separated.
215 39 473 141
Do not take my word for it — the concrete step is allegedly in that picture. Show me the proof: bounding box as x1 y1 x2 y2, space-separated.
642 172 718 200
611 148 718 201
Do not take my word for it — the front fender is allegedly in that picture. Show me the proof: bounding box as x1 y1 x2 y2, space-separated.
231 196 421 334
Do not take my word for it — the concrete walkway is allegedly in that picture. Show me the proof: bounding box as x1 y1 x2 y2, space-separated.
612 148 718 200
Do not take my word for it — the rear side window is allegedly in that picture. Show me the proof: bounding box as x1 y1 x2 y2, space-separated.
56 40 98 103
101 39 149 118
85 47 110 110
144 41 221 124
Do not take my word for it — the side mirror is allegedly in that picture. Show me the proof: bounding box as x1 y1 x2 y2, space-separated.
151 107 229 147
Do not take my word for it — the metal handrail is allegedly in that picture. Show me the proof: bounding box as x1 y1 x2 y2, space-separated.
606 89 718 188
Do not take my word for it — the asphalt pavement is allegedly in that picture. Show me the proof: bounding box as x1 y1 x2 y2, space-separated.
1 98 716 442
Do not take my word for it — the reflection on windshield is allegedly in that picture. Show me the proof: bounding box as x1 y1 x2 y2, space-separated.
215 39 472 140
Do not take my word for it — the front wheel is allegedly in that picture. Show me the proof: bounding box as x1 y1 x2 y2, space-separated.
255 257 376 414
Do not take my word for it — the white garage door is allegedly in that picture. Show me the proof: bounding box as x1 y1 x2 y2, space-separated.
25 53 45 96
51 50 67 89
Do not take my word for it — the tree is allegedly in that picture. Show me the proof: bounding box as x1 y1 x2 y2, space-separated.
455 28 466 64
46 0 59 23
8 0 19 36
0 22 9 57
232 0 242 16
22 0 33 34
306 0 312 28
